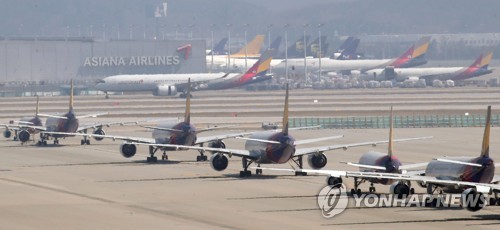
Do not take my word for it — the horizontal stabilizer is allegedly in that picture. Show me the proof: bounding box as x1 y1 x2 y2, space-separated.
236 137 281 144
77 112 108 119
435 158 483 167
141 125 183 133
295 135 344 145
342 161 386 170
37 113 68 119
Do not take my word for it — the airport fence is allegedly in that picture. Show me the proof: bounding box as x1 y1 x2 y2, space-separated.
289 114 500 129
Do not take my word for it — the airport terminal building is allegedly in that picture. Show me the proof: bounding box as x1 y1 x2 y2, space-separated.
0 37 206 83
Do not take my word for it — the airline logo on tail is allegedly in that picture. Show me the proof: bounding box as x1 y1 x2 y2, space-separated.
237 49 274 85
177 44 192 60
389 36 431 68
453 51 494 81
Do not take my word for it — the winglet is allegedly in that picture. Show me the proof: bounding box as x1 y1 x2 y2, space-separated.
35 95 40 116
69 79 74 112
184 78 191 124
282 84 289 135
480 106 491 157
388 106 394 157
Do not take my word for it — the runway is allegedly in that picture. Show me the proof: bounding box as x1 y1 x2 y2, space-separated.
1 88 500 229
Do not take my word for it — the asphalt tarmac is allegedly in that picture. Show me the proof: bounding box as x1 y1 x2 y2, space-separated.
1 88 499 229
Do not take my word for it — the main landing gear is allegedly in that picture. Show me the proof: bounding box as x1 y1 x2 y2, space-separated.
196 143 208 162
240 157 254 177
291 156 307 176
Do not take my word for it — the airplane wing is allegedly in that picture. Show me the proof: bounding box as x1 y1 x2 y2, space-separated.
195 132 256 145
40 131 155 144
256 167 500 193
77 121 141 132
293 136 433 157
76 112 109 119
134 142 254 159
1 124 47 131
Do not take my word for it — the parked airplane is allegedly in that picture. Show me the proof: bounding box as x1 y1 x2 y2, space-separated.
273 36 431 76
54 79 267 162
25 80 123 146
139 85 432 177
197 49 275 90
275 35 311 59
208 35 265 68
331 36 362 60
259 107 432 198
362 51 494 82
307 35 328 58
96 49 275 98
1 96 43 143
289 106 500 212
206 37 228 55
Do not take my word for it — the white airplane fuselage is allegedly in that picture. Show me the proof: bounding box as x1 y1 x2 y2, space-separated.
96 73 232 92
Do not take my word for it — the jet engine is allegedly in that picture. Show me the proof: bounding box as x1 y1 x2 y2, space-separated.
307 153 328 169
461 188 486 212
93 129 105 141
3 129 12 138
210 153 228 171
153 85 177 96
390 182 410 198
120 143 137 158
18 130 30 142
326 176 343 187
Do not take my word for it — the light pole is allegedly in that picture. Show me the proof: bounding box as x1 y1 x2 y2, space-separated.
90 25 93 37
188 24 195 39
210 24 216 72
243 23 250 70
317 23 324 83
129 24 134 40
303 23 309 85
267 24 273 73
174 24 180 39
226 23 232 70
284 24 290 83
102 24 106 40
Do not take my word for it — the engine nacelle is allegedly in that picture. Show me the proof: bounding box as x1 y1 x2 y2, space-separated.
326 176 343 187
210 153 228 171
153 85 178 96
3 129 12 138
120 143 137 158
390 182 410 198
307 153 328 169
93 129 105 141
18 130 31 142
461 188 486 212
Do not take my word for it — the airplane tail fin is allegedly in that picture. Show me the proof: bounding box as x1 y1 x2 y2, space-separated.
335 38 360 60
232 35 265 57
209 38 228 55
337 36 355 52
390 36 431 68
480 106 491 158
282 84 289 135
235 49 274 86
269 36 282 56
308 35 328 58
452 51 494 81
388 106 394 157
184 78 191 124
278 35 310 59
69 79 74 112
